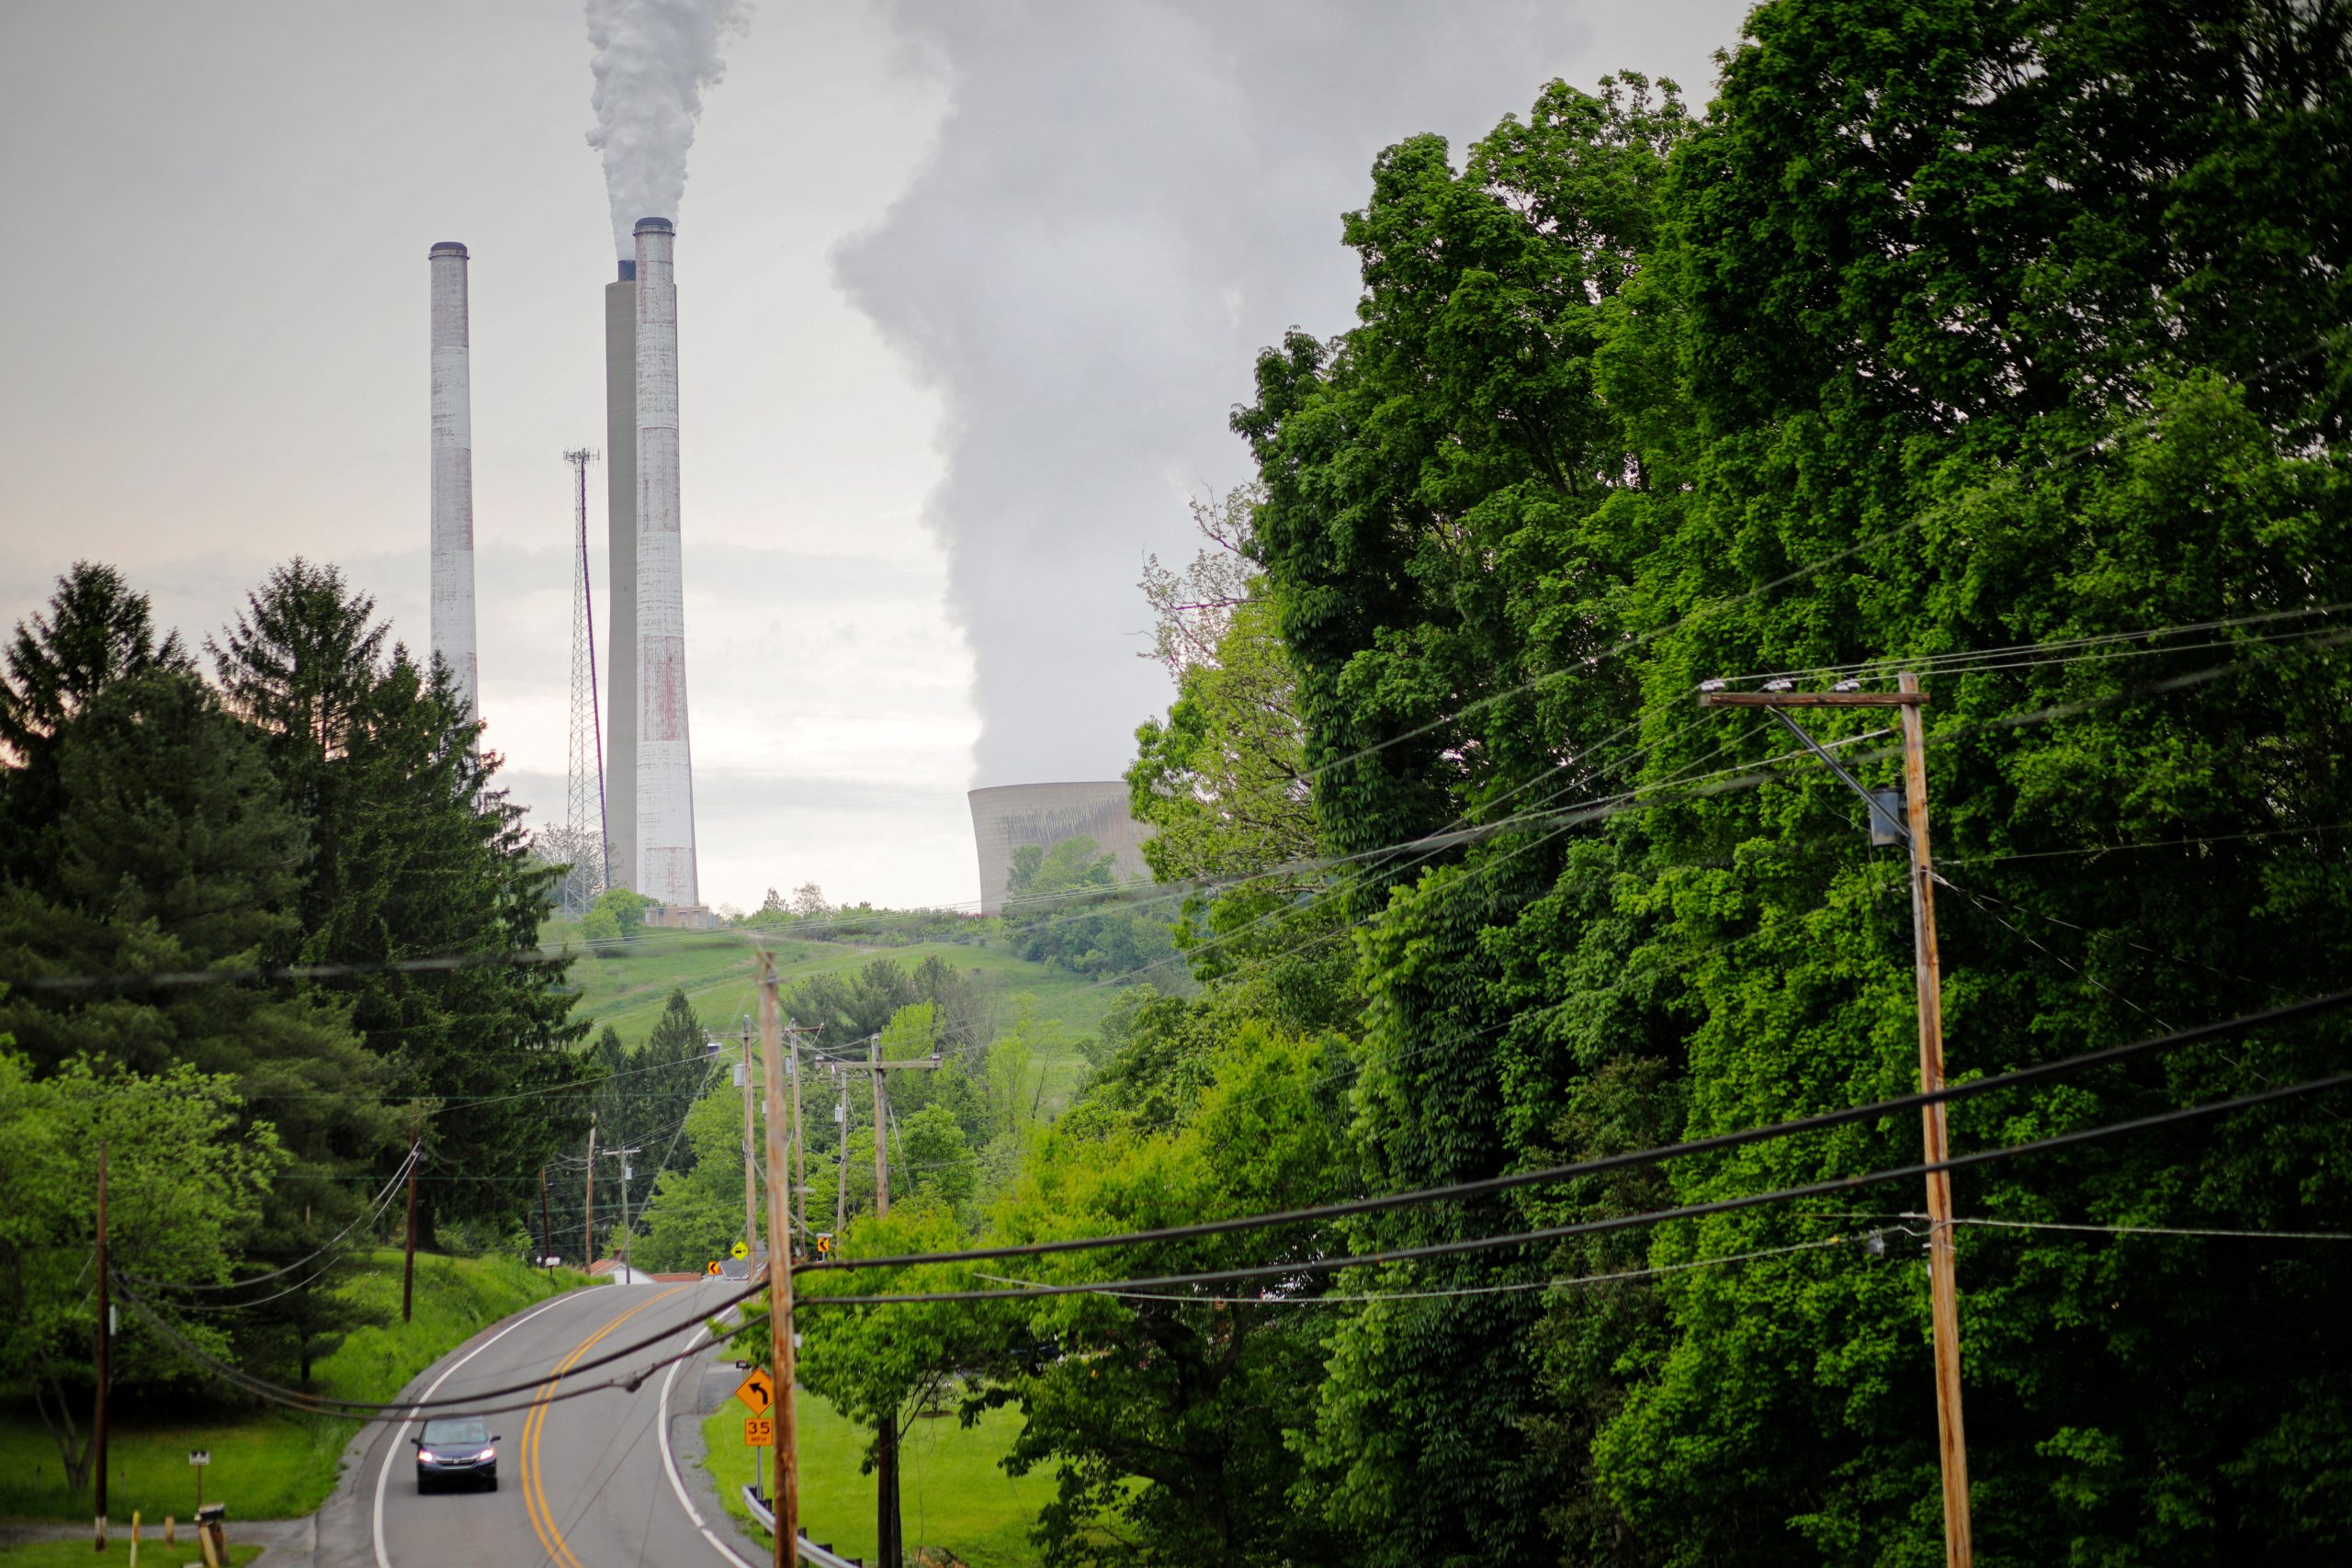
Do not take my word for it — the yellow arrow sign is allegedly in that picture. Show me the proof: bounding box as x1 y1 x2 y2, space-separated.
733 1367 776 1416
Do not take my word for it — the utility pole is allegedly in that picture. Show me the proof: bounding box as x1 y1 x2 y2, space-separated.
401 1115 421 1324
833 1069 849 1238
602 1145 643 1280
863 1035 943 1568
1698 674 1971 1566
93 1141 108 1551
739 1017 760 1260
583 1120 596 1268
758 953 801 1568
788 1017 808 1251
865 1034 945 1222
540 1167 554 1271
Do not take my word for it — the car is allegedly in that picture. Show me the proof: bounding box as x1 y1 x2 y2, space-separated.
413 1416 501 1493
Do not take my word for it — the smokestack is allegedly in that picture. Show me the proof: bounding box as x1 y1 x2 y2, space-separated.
631 217 700 909
427 242 479 728
604 257 638 889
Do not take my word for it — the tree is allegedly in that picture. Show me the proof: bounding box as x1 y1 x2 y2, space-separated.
633 1090 749 1273
1004 837 1178 977
0 668 395 1302
0 563 190 881
976 1021 1349 1566
581 886 655 942
1221 11 2352 1561
0 1048 283 1490
210 559 591 1235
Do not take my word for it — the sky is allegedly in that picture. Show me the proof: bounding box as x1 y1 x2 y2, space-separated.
0 0 1751 912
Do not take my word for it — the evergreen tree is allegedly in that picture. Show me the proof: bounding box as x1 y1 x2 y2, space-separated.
209 559 591 1236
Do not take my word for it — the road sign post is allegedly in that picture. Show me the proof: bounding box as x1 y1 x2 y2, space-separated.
189 1450 209 1513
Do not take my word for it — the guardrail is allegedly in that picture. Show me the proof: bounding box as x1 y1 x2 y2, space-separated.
741 1483 863 1568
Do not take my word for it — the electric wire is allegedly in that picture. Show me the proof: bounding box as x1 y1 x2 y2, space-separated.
792 988 2352 1280
800 1065 2352 1306
975 1229 1886 1304
119 1144 420 1294
110 993 2352 1411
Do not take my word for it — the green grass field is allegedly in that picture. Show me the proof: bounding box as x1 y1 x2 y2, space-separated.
560 928 1134 1104
0 1252 585 1524
0 1540 262 1567
703 1390 1052 1568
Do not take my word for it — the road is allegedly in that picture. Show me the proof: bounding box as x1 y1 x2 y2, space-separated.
319 1277 762 1568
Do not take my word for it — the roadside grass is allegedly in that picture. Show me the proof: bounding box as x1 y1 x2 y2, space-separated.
562 929 1136 1105
703 1389 1050 1568
0 1540 263 1567
0 1251 586 1524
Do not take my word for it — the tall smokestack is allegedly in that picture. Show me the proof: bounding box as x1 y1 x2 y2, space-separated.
632 217 700 909
604 256 638 889
427 242 479 728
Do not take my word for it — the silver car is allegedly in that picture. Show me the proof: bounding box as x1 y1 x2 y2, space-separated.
413 1416 500 1493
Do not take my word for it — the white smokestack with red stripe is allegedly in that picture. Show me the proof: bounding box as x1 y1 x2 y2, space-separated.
631 216 699 908
427 241 479 728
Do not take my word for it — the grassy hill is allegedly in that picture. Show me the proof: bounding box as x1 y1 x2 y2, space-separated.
557 928 1139 1105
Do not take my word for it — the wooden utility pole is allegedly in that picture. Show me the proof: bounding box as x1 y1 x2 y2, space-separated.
865 1035 945 1222
788 1017 808 1253
1898 670 1972 1563
583 1120 596 1268
540 1168 554 1271
740 1019 760 1260
602 1145 643 1278
401 1115 421 1324
93 1141 108 1551
758 953 801 1568
864 1035 942 1568
834 1070 849 1238
1699 676 1972 1566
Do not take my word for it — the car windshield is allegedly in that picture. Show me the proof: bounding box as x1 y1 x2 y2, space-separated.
421 1418 490 1447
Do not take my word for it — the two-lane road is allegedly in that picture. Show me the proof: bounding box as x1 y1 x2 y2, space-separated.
321 1278 754 1568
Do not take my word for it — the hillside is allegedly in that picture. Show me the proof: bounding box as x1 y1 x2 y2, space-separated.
557 927 1142 1104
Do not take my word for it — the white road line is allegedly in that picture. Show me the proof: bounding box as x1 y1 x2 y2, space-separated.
657 1295 758 1568
371 1289 591 1568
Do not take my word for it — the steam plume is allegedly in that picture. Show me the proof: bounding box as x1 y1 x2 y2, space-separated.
584 0 751 254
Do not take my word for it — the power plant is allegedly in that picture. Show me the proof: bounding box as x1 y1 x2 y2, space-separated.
427 242 478 727
968 782 1153 915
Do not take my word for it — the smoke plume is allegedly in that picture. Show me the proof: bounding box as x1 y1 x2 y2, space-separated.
842 1 1619 786
584 0 751 254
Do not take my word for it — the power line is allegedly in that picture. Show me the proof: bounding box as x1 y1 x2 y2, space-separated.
976 1230 1884 1305
793 989 2352 1280
800 1066 2352 1307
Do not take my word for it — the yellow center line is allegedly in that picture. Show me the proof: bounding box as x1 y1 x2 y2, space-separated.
518 1284 691 1568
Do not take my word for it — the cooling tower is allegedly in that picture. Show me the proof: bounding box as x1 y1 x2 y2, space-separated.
631 217 701 910
604 260 638 889
968 782 1154 915
427 242 478 728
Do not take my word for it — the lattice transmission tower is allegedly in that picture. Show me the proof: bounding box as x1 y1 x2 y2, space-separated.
560 447 611 916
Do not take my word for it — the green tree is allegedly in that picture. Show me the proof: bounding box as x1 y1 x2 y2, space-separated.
1004 836 1178 976
210 560 592 1236
0 1048 284 1489
581 886 654 942
632 1090 749 1273
0 562 190 881
1223 7 2352 1561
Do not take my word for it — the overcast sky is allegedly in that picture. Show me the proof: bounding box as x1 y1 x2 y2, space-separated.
0 0 1750 911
